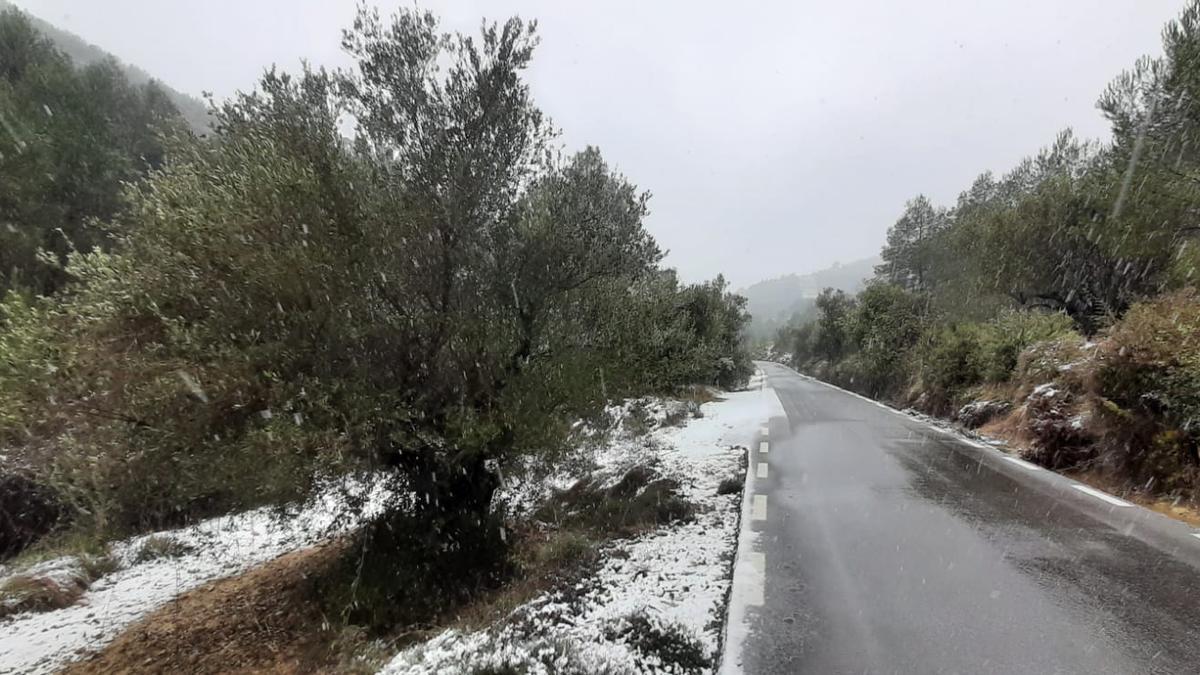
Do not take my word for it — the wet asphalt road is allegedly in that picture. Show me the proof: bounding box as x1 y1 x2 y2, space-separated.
737 362 1200 675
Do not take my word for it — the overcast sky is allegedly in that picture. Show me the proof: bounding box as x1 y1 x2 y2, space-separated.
13 0 1188 288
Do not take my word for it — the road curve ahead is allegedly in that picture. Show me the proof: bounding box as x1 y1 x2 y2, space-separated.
730 361 1200 675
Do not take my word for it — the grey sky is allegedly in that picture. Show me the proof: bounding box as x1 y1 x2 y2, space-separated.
13 0 1187 288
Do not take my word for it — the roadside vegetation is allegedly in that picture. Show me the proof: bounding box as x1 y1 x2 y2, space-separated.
775 1 1200 506
0 2 752 659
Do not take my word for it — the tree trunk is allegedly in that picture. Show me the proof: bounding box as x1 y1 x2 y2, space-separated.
341 445 509 629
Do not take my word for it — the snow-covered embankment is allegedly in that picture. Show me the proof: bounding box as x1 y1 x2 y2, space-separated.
383 372 774 675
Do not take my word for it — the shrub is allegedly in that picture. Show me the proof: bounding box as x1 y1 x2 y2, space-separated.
914 310 1076 414
1014 335 1091 393
395 633 629 675
0 472 62 559
132 535 195 563
79 552 121 580
977 310 1075 383
915 324 985 412
1092 290 1200 496
0 551 115 619
603 612 709 673
0 573 86 618
0 6 757 631
534 465 694 536
1021 385 1095 469
955 400 1012 429
526 531 596 570
716 477 742 495
844 284 923 397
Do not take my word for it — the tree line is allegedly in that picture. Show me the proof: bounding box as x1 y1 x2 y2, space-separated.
779 1 1200 500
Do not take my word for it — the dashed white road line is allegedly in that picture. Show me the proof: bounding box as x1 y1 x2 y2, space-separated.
758 440 769 455
1072 484 1133 507
757 462 769 479
752 494 768 520
760 425 769 436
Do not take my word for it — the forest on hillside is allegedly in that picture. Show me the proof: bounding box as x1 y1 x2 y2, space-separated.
0 3 752 646
739 256 877 339
777 1 1200 503
0 0 210 132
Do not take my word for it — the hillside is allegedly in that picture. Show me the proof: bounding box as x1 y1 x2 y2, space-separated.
0 1 210 133
739 256 878 336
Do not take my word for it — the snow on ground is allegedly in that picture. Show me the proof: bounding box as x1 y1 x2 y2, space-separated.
0 374 773 675
0 480 386 675
381 379 773 675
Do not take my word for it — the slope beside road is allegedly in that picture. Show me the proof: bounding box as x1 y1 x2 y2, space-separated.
723 361 1200 674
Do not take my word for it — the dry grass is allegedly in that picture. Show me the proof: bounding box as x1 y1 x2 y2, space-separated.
534 465 694 537
64 542 361 675
60 524 609 674
439 526 600 634
0 573 88 619
678 385 722 405
132 535 195 563
977 405 1032 449
57 461 698 673
0 550 118 619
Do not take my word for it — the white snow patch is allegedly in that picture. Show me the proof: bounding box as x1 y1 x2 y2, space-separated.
381 385 773 675
0 380 773 675
0 479 387 675
1032 383 1059 397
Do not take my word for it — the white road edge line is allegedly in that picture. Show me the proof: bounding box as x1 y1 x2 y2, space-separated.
757 462 769 479
1072 484 1133 507
752 494 768 520
758 440 769 455
1192 533 1200 541
1003 456 1043 471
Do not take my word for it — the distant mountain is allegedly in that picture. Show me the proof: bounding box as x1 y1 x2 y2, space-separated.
740 256 879 337
1 1 211 133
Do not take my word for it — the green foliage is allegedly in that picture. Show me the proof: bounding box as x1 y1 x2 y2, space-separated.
875 195 948 292
783 0 1200 429
978 311 1077 382
0 4 752 597
915 310 1077 408
604 612 709 673
812 287 855 362
1094 291 1200 494
132 535 194 563
915 324 985 409
0 8 182 295
843 284 923 396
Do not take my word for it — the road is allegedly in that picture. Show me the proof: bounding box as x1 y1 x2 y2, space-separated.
726 361 1200 675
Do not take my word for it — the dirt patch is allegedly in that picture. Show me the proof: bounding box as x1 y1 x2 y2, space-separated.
57 462 703 673
63 542 361 675
61 524 609 675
